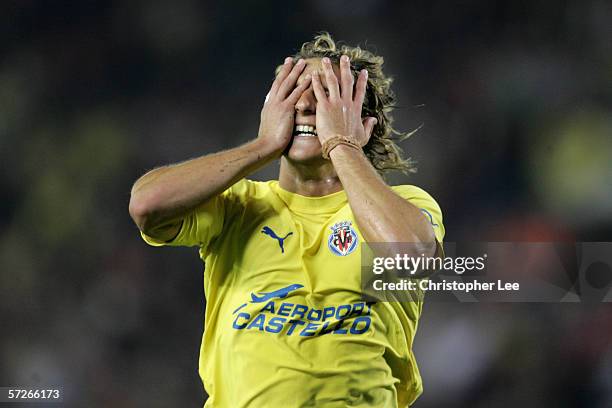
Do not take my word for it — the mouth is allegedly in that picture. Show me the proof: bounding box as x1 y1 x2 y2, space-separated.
293 124 317 137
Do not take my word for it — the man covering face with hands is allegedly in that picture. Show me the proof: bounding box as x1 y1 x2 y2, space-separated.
129 32 444 408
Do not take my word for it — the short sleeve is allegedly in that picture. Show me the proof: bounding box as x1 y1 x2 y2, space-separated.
392 185 445 243
139 179 252 254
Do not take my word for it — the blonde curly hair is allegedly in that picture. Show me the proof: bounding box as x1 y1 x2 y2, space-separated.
282 32 417 175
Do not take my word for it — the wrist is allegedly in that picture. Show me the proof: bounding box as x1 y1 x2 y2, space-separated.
328 142 365 159
322 135 362 159
250 138 283 162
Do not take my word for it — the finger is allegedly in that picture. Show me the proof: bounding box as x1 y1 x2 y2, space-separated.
340 55 354 102
321 57 340 100
363 116 378 142
269 57 294 95
311 71 327 102
353 69 368 106
278 59 306 98
286 74 311 104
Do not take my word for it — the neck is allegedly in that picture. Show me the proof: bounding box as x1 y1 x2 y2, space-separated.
278 156 343 196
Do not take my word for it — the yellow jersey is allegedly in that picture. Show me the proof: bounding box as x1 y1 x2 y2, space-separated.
141 179 444 407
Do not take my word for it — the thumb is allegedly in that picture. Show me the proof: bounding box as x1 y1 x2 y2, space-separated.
363 117 378 141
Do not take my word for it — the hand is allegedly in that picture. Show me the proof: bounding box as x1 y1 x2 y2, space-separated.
257 57 311 157
311 55 377 147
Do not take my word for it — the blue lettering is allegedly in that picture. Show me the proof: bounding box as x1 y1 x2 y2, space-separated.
350 316 371 334
336 305 351 320
231 302 375 335
307 308 322 321
291 304 308 319
261 301 275 313
246 314 265 331
278 302 294 317
350 302 365 317
300 322 319 336
286 319 306 335
233 312 251 329
322 306 335 321
332 319 348 334
265 317 286 333
319 321 334 335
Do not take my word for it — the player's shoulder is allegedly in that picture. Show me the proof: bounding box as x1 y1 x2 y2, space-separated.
392 184 445 240
391 184 444 217
391 184 440 204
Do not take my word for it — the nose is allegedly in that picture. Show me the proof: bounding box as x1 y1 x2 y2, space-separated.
295 86 316 115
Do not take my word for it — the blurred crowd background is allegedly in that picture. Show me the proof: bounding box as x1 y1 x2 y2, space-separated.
1 1 611 407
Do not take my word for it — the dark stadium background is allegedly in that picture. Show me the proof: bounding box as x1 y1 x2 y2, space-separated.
1 1 611 407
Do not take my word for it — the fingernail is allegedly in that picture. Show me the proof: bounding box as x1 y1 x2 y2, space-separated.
322 57 330 64
285 57 292 64
362 69 368 78
342 55 349 62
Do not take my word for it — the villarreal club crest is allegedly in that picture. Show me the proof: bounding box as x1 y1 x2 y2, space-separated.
328 221 358 256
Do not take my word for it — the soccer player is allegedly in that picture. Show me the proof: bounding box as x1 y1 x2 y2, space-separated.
129 33 444 407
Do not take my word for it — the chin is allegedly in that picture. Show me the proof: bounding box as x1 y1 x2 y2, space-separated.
284 136 324 163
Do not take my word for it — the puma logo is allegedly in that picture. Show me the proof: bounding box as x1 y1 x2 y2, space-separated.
261 226 293 254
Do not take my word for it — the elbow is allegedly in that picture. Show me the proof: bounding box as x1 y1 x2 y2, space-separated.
392 227 438 258
385 240 436 259
419 226 438 257
411 225 438 258
129 191 156 231
414 240 438 258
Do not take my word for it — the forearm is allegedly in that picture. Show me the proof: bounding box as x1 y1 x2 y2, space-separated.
129 58 309 239
129 138 275 233
329 145 437 255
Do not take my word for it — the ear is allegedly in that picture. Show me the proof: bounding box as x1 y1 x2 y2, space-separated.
362 116 378 142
